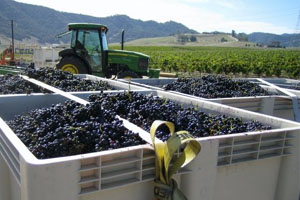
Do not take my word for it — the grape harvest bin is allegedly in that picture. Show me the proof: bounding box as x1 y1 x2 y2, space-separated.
0 90 299 200
0 74 147 96
248 77 300 100
119 78 300 122
247 78 300 90
74 74 148 91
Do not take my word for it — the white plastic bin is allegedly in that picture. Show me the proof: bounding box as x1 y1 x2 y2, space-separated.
120 78 300 122
74 74 149 91
247 77 300 90
77 90 300 200
0 91 300 200
0 74 148 97
0 93 180 200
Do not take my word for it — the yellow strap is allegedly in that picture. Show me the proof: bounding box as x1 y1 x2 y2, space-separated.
150 120 201 200
154 179 187 200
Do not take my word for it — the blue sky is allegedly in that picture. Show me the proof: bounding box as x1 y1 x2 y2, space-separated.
15 0 300 34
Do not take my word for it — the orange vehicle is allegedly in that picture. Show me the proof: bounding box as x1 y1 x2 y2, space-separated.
0 45 15 65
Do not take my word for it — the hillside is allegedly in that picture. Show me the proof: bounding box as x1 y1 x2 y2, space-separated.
248 32 300 47
119 34 253 47
0 0 197 44
1 0 299 47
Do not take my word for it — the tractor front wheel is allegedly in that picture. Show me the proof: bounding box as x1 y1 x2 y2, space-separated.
56 56 88 74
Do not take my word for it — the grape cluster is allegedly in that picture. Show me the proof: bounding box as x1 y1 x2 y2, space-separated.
162 75 271 98
0 73 44 94
24 67 113 92
7 100 145 159
88 92 272 141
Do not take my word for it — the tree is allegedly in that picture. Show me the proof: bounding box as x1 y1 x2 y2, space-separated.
232 30 236 38
237 33 248 41
176 34 189 44
221 37 228 42
190 35 197 42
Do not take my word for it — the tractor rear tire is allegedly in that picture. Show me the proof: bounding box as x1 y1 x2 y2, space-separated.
56 56 88 74
118 71 140 79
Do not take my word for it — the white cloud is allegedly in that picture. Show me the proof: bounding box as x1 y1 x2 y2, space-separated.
215 1 238 9
215 0 245 9
175 0 209 3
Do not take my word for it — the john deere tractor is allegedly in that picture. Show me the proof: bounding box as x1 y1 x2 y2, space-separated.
56 23 159 78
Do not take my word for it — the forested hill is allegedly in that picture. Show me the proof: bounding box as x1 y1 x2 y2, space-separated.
248 32 300 47
0 0 198 44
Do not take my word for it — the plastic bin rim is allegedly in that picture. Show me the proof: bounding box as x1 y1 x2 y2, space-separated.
0 90 287 100
31 144 154 165
123 79 284 100
191 94 285 101
2 114 300 165
2 90 300 165
0 90 149 97
0 117 154 165
0 73 149 96
195 127 300 142
154 90 300 125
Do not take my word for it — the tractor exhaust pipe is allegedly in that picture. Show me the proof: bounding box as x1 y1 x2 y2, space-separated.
11 20 15 62
121 29 125 50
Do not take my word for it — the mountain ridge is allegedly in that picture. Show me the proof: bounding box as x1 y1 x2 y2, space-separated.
0 0 198 44
248 32 300 47
0 0 299 47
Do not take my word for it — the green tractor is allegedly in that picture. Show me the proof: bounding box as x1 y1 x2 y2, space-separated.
56 23 159 78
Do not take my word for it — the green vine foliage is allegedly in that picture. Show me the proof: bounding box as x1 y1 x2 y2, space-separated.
113 46 300 78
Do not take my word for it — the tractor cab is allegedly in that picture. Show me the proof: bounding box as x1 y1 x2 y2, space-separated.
57 23 108 75
57 23 156 78
71 24 108 73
